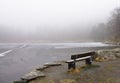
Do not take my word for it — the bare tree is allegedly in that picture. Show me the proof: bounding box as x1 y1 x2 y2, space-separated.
107 7 120 41
91 7 120 42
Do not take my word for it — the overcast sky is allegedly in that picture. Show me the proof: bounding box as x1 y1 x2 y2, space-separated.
0 0 120 42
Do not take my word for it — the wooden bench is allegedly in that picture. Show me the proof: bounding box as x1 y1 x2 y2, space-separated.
66 51 95 69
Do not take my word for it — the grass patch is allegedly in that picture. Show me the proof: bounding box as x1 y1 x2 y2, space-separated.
67 68 82 74
81 64 100 70
29 77 55 83
67 64 100 74
60 79 76 83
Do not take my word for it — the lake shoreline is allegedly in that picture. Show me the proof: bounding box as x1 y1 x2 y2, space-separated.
0 43 119 83
17 47 120 83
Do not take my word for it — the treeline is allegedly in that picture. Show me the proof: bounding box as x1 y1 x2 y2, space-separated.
91 7 120 42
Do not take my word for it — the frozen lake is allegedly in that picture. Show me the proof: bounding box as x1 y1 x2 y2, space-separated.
0 42 117 83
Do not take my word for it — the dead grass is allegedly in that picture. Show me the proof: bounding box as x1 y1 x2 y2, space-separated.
67 64 100 74
29 58 120 83
29 77 55 83
60 79 76 83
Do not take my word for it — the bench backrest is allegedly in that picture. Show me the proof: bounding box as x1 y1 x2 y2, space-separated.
71 51 95 60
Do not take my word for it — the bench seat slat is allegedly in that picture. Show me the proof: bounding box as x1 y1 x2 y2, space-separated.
66 56 91 63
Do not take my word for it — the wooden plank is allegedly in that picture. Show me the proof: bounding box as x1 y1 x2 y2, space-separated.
66 56 91 63
76 56 91 61
71 51 95 59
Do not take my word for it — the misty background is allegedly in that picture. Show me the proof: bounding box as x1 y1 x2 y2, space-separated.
0 0 120 43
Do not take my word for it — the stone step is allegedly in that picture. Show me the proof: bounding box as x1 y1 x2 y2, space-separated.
44 62 62 66
21 70 45 81
36 65 49 71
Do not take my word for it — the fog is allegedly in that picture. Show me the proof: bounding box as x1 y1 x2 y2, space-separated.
0 0 120 42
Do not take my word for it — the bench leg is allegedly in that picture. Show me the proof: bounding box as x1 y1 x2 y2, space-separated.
68 62 76 70
85 58 92 65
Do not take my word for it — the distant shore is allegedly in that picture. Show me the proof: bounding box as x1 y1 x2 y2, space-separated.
103 41 120 46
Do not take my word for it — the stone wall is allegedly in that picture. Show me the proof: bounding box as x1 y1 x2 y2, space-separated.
95 48 120 62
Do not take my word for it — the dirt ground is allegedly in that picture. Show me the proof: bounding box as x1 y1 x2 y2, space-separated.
29 58 120 83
